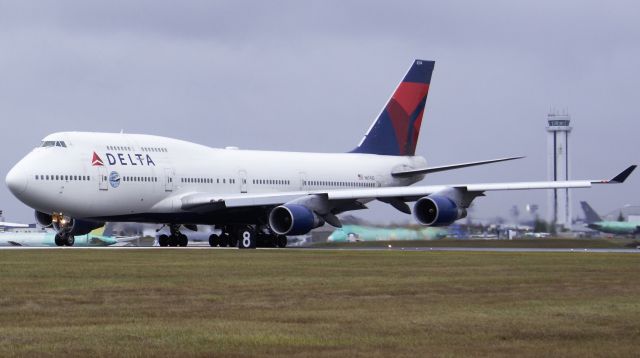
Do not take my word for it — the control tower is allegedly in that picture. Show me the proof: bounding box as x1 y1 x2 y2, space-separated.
546 112 572 229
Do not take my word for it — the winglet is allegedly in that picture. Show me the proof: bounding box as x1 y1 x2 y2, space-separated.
609 165 637 183
595 165 637 184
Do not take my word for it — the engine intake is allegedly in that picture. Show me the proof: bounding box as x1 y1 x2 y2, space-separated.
34 211 53 228
414 195 466 226
269 204 324 235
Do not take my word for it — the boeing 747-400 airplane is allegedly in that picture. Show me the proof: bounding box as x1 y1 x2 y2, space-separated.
5 60 636 248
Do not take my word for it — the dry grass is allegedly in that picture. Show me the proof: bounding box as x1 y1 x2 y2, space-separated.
0 249 639 357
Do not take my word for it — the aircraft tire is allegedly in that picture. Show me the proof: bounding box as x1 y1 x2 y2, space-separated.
228 234 238 248
276 235 287 248
238 227 256 249
176 234 189 247
168 235 178 247
159 234 169 247
220 234 229 247
54 233 65 246
209 234 220 247
65 235 75 246
178 234 188 247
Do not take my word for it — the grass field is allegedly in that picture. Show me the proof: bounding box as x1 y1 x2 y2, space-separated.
1 249 639 357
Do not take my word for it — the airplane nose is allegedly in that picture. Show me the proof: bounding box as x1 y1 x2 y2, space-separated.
6 162 28 195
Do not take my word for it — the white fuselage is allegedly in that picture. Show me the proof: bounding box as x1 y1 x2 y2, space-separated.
7 132 426 223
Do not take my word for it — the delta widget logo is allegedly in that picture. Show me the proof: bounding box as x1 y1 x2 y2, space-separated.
109 171 121 188
92 152 104 166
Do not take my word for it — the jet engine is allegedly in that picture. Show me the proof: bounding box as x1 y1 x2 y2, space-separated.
34 210 53 228
269 204 325 235
413 195 467 226
51 214 104 236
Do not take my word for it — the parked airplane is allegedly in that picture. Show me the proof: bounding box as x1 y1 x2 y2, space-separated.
580 201 640 236
0 225 120 247
5 60 636 248
328 224 447 242
0 221 29 230
0 210 30 230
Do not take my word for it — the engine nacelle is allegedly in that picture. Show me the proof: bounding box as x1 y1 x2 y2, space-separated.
269 204 324 236
34 211 53 228
52 216 104 236
413 195 467 226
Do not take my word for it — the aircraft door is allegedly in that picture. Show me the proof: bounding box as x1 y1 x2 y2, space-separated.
299 172 307 190
376 175 383 187
164 168 174 192
238 170 248 193
98 167 108 191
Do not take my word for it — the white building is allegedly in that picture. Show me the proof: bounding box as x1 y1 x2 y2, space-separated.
546 112 572 229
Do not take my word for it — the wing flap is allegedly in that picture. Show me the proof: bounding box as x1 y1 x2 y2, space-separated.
181 192 307 211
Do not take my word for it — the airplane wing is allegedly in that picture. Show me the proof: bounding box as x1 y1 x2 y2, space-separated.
177 165 636 214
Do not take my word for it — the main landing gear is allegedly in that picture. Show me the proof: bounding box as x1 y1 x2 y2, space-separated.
208 226 287 249
158 224 188 247
54 232 75 246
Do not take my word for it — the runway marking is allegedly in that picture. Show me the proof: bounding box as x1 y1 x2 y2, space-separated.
0 246 639 253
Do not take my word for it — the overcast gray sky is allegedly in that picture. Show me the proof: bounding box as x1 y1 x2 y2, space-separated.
1 0 638 224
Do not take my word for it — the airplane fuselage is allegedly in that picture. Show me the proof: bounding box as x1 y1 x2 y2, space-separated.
7 132 426 224
587 221 640 235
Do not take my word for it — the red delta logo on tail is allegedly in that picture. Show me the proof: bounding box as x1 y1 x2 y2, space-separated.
387 81 429 156
92 152 105 166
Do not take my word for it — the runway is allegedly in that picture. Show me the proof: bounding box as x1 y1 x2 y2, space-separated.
1 245 639 253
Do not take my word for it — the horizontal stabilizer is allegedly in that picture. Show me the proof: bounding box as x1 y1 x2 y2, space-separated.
391 156 524 177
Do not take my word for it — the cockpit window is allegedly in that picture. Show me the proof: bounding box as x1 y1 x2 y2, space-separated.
40 141 67 148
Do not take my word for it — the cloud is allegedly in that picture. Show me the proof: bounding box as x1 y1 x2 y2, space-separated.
0 0 638 223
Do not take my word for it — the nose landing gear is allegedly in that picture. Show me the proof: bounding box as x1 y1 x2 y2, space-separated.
54 232 75 246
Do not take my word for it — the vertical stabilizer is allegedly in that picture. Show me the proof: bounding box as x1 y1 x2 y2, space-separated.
351 60 435 156
580 201 602 223
89 223 109 237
